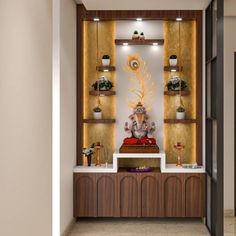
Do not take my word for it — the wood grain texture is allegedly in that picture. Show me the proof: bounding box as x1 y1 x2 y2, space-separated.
74 174 96 217
83 10 202 21
119 174 140 217
195 12 203 165
164 90 190 96
76 5 86 165
96 174 116 217
164 119 197 124
89 90 116 96
96 65 116 72
163 174 184 217
164 66 183 72
141 174 162 217
74 172 205 218
185 174 205 217
83 119 116 124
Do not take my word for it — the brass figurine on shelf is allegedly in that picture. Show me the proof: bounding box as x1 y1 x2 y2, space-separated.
94 142 104 167
174 142 185 166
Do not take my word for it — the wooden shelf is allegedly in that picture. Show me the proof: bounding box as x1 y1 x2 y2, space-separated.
89 90 116 96
96 66 116 72
83 119 116 124
164 119 197 124
115 39 164 45
164 90 190 96
164 66 183 72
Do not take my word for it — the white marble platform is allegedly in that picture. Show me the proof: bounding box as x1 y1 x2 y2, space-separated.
73 152 205 173
163 164 205 173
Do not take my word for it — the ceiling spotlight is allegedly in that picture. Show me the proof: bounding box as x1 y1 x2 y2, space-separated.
136 18 142 21
93 18 100 22
123 42 128 46
152 42 158 46
176 17 182 21
103 69 109 72
171 69 177 72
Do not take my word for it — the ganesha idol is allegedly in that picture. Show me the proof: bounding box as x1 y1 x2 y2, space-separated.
119 102 160 153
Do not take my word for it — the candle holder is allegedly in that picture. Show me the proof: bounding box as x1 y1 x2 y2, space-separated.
94 142 104 167
174 142 185 166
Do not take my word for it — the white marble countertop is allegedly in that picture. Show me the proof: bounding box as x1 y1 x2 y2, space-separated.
73 164 116 173
162 164 205 173
73 152 205 174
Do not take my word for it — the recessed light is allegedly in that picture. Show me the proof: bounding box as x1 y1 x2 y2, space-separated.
152 42 158 46
136 18 142 21
123 42 128 46
176 17 182 21
171 69 177 72
93 18 100 22
103 69 109 72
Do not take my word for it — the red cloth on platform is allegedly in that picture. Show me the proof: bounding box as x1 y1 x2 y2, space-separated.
123 137 156 145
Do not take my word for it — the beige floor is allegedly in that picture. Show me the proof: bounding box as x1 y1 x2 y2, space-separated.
225 216 236 236
69 217 236 236
69 218 210 236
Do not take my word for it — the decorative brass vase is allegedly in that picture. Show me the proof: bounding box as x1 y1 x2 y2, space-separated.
174 142 185 166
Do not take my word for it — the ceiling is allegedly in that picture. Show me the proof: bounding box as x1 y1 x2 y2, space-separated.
76 0 211 10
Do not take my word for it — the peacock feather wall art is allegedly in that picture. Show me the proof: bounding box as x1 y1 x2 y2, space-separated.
123 54 157 110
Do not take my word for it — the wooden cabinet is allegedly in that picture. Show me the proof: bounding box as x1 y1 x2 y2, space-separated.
96 174 117 217
74 174 96 217
141 173 162 217
162 174 184 217
184 174 205 217
74 172 205 218
118 173 140 217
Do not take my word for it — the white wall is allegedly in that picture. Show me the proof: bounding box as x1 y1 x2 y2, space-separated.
60 0 77 234
116 21 164 150
224 16 236 211
0 1 52 236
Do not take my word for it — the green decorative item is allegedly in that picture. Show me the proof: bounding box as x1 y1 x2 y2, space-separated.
177 106 185 112
169 55 177 59
166 77 187 91
140 32 145 40
102 55 110 59
102 55 110 66
92 76 114 91
169 55 178 66
132 30 139 39
93 106 102 119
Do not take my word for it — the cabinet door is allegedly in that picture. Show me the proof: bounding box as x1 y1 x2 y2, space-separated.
185 174 205 217
96 174 116 217
74 174 96 217
162 174 184 217
141 173 162 217
118 173 140 217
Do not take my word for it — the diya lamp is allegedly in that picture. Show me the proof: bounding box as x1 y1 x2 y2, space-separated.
94 142 104 167
174 142 185 166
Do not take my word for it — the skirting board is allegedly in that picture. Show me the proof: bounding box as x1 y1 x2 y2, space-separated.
224 209 234 217
61 218 76 236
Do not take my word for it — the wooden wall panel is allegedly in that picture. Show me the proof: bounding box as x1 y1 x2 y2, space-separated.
141 174 162 217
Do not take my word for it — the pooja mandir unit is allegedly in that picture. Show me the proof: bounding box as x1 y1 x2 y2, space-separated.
74 6 205 218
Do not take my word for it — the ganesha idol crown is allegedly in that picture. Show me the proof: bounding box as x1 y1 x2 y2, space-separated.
120 102 158 148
